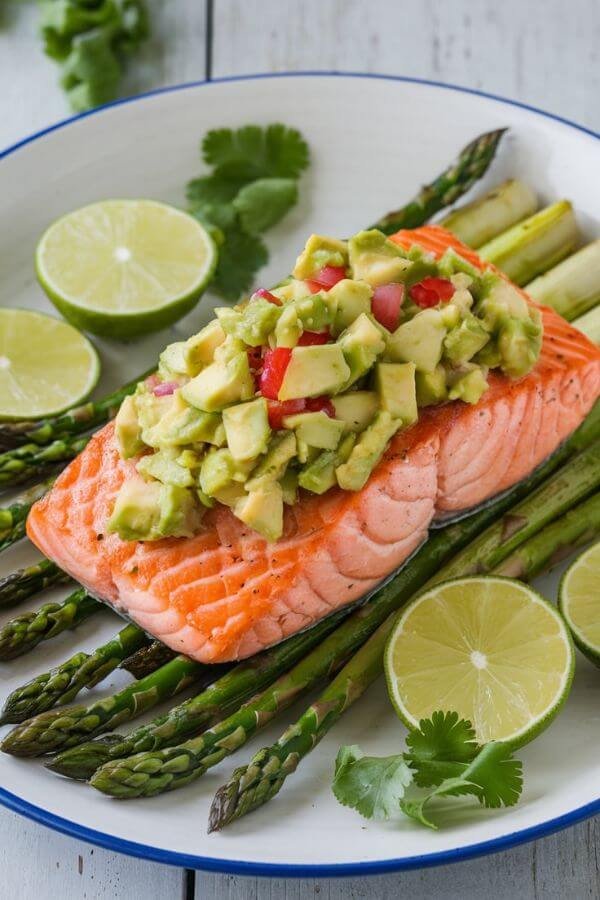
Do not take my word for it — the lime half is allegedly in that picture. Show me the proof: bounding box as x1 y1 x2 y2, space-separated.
0 309 99 420
385 576 574 749
36 200 217 339
559 542 600 665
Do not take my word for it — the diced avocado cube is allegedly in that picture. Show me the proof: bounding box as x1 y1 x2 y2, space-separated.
298 432 356 495
374 362 418 424
210 483 248 508
293 234 348 280
199 448 255 497
108 478 201 541
282 410 346 450
294 292 334 332
477 280 530 330
348 230 411 286
115 395 144 459
275 305 302 348
437 248 481 280
158 342 189 379
177 449 202 470
399 257 439 289
137 448 194 488
331 391 378 432
439 303 462 330
297 439 319 465
246 431 297 490
235 482 284 541
184 320 226 374
328 279 373 334
386 308 446 373
416 366 448 407
181 352 254 412
474 341 503 368
222 397 270 462
335 410 402 491
447 366 489 404
155 405 224 447
497 311 543 377
339 313 387 388
279 345 350 401
443 313 490 364
280 469 299 505
217 298 281 347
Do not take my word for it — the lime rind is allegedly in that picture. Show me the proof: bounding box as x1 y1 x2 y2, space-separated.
0 308 100 420
384 575 574 751
559 542 600 666
36 200 218 340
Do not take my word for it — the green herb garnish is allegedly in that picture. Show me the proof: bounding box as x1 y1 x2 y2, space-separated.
332 711 523 829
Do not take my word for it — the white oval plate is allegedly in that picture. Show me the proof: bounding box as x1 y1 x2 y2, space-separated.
0 73 598 877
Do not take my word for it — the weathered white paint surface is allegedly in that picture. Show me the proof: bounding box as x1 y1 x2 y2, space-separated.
0 0 598 896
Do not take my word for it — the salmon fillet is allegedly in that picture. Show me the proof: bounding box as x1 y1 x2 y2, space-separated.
27 228 600 663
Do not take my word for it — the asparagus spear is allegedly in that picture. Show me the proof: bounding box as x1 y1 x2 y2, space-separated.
371 128 507 235
0 372 152 451
53 403 600 784
0 558 69 608
0 623 148 725
3 607 349 758
207 475 600 831
0 588 100 661
495 491 600 579
0 435 90 488
0 477 56 553
441 179 537 249
120 642 177 680
479 200 578 286
574 305 600 345
526 240 600 321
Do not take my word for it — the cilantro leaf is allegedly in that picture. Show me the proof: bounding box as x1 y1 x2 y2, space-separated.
332 745 413 821
400 742 523 829
233 178 298 234
210 226 268 301
405 711 479 787
202 124 310 180
186 175 249 208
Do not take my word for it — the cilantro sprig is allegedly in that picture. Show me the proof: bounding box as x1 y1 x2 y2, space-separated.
332 711 523 830
186 124 310 301
39 0 149 112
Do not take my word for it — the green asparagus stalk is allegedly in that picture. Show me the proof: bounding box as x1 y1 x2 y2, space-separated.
0 558 69 608
0 435 90 488
526 240 600 321
54 403 600 785
0 623 148 726
0 588 100 661
3 607 349 758
574 305 600 345
371 129 507 235
120 642 177 680
0 372 152 451
0 477 56 552
479 200 578 286
441 179 537 249
207 472 600 830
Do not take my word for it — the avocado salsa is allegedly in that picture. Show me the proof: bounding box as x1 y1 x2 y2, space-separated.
108 229 543 543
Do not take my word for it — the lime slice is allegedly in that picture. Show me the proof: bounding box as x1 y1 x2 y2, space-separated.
0 309 100 420
36 200 217 339
385 576 574 748
559 542 600 665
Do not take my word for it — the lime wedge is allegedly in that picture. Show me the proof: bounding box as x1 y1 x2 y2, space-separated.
385 576 574 748
559 542 600 665
0 309 100 420
36 200 217 339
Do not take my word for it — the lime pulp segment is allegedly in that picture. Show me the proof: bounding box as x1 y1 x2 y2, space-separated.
559 541 600 665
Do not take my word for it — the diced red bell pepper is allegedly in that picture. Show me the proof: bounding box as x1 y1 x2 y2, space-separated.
152 381 178 397
305 265 347 292
247 346 263 370
371 283 405 331
410 276 455 308
297 329 331 346
259 347 292 400
267 398 306 429
305 396 335 417
252 288 282 306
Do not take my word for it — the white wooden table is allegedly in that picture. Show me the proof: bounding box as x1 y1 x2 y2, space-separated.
1 1 599 896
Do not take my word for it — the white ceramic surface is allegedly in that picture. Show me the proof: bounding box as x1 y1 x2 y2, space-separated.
0 74 598 875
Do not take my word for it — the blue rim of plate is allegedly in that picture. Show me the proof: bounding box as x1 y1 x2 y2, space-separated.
0 71 598 876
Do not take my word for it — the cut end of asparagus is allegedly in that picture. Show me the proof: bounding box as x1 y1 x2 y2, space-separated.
526 239 600 321
573 305 600 345
441 179 537 249
46 734 123 780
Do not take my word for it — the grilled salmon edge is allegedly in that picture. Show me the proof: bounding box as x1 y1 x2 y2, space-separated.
26 227 600 663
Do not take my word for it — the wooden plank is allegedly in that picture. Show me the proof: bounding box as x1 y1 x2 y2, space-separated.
211 0 600 131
